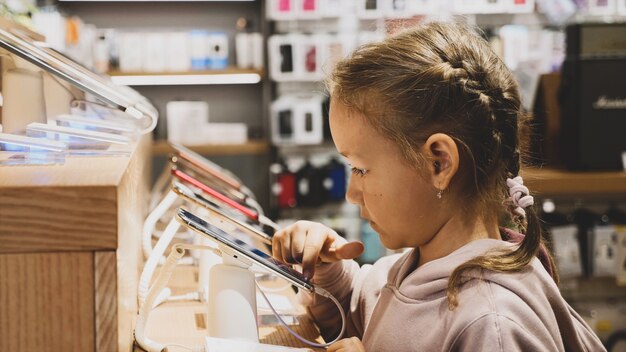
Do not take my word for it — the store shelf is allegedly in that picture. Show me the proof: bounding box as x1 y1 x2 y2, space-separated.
521 167 626 197
152 140 269 156
108 68 264 86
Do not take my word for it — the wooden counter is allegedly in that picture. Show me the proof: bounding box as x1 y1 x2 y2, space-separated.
0 137 151 352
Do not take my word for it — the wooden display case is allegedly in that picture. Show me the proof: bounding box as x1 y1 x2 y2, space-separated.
0 137 151 352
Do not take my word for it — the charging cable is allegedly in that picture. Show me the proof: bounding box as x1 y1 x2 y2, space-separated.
255 282 346 348
139 217 200 309
135 243 220 352
142 190 193 266
136 244 347 351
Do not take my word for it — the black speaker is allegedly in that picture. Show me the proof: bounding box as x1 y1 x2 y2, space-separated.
560 23 626 170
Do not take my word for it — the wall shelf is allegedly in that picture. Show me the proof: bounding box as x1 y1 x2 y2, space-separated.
152 140 269 156
521 167 626 197
108 68 264 86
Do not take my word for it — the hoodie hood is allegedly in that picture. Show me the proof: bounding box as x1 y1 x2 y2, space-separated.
393 238 519 300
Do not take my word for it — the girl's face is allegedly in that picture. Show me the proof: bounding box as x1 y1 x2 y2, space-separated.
329 98 447 250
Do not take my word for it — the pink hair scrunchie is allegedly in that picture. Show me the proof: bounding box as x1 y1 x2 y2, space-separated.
506 176 534 218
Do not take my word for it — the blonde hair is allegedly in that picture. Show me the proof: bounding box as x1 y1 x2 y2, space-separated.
328 21 558 308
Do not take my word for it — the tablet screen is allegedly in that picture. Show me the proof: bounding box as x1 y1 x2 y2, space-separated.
177 208 313 292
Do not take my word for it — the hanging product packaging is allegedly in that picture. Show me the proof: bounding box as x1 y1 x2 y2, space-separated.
270 94 324 145
296 161 326 207
324 158 347 202
267 0 298 20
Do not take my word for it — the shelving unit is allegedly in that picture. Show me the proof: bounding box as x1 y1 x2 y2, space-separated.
522 168 626 197
108 68 264 86
151 139 269 155
59 0 272 208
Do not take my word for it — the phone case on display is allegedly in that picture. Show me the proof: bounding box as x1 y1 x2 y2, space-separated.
592 225 619 277
325 158 347 202
552 224 584 279
358 0 383 18
268 34 301 81
293 95 324 145
301 35 322 80
276 166 297 209
271 94 324 146
270 95 295 145
267 0 297 20
298 0 322 19
508 0 535 13
296 161 326 207
384 0 413 17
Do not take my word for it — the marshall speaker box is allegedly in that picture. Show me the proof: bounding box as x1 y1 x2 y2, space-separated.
560 22 626 170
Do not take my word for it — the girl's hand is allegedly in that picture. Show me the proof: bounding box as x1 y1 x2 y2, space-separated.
328 337 366 352
272 221 364 279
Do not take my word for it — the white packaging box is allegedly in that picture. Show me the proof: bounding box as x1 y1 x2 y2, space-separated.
267 0 298 20
249 32 265 70
357 0 384 19
119 32 144 72
143 33 167 72
297 0 323 19
300 34 327 81
235 32 251 69
166 101 210 145
208 32 229 70
165 32 190 72
268 34 303 81
204 123 248 145
270 94 323 145
189 30 209 70
236 32 264 69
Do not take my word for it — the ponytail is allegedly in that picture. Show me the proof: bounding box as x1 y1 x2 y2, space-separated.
446 182 560 310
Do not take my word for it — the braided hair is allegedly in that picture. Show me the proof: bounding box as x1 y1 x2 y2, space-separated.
329 21 558 308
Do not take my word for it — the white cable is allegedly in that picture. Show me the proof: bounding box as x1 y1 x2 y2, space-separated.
255 282 346 348
143 191 178 263
135 244 221 352
138 217 180 309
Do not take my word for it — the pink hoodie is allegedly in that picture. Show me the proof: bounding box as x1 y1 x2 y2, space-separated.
301 237 606 351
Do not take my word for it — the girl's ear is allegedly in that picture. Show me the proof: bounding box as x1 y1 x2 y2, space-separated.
421 133 459 192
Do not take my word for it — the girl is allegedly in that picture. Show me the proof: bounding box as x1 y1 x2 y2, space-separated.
272 22 605 352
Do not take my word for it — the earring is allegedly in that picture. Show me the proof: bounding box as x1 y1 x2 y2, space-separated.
437 189 443 199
